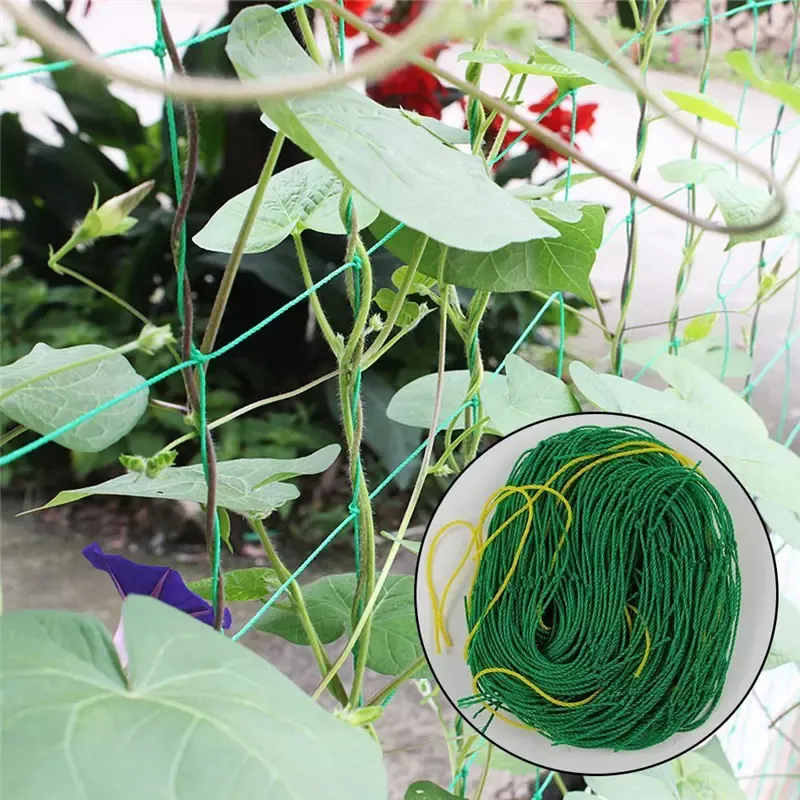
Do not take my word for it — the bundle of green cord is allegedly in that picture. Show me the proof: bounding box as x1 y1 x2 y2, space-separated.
440 425 741 751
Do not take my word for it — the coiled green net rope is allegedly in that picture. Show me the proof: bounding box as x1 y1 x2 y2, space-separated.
444 425 742 751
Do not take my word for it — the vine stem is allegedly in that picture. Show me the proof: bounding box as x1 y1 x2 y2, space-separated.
610 0 670 374
0 425 26 448
552 772 569 797
365 655 427 707
7 0 789 236
293 231 342 356
250 518 349 706
473 743 493 800
200 132 286 355
313 246 451 702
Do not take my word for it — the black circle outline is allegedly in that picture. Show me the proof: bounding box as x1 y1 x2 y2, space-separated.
412 410 779 777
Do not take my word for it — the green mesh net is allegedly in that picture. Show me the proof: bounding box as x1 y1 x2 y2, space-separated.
1 1 798 797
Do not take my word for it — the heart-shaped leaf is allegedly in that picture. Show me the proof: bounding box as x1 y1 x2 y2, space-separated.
193 159 377 253
370 205 605 303
534 42 632 94
28 444 341 519
226 7 553 252
482 354 579 435
568 362 800 512
0 343 148 453
386 370 498 430
256 573 427 677
0 597 387 800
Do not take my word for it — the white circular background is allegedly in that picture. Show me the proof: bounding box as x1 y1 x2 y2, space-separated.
415 412 778 775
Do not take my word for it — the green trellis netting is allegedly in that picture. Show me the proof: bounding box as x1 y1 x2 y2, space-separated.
1 0 798 797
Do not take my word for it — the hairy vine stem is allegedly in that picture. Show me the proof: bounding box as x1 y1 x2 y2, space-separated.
313 239 451 702
611 0 670 373
250 518 348 705
155 2 226 629
6 0 791 236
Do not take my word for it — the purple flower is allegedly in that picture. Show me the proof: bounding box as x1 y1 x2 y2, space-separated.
82 542 232 629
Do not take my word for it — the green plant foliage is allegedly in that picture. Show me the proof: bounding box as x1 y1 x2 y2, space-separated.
0 596 387 800
386 370 491 430
358 373 422 490
374 288 424 327
29 444 341 518
509 172 600 200
187 567 279 602
532 41 633 94
756 497 800 551
569 360 800 512
658 160 800 248
225 7 550 252
586 772 677 800
379 530 421 554
673 752 747 799
404 782 462 800
726 51 800 113
482 354 579 435
681 313 717 344
0 343 148 452
765 593 800 670
471 743 540 775
457 48 509 64
256 573 427 678
621 335 753 378
370 205 605 302
194 159 378 253
399 111 473 145
663 89 740 128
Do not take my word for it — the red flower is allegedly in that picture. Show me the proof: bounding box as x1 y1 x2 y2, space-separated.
524 90 598 164
341 0 374 38
366 63 445 119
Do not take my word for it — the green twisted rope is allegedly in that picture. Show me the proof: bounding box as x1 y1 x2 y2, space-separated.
457 425 741 751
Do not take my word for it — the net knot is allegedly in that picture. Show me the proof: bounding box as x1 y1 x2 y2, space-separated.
152 40 167 59
348 500 360 518
189 343 210 365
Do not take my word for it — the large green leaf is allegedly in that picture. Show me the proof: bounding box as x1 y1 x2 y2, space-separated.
0 343 148 453
370 205 604 302
756 497 800 551
764 594 800 670
585 773 676 800
673 752 746 799
621 335 753 379
225 8 551 252
187 567 279 602
569 361 800 512
482 354 579 435
663 89 740 128
653 354 767 439
0 597 387 800
256 573 427 677
404 782 462 800
28 444 341 518
386 370 498 430
193 159 377 253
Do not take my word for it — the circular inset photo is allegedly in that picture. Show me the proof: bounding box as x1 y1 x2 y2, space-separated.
414 412 778 775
